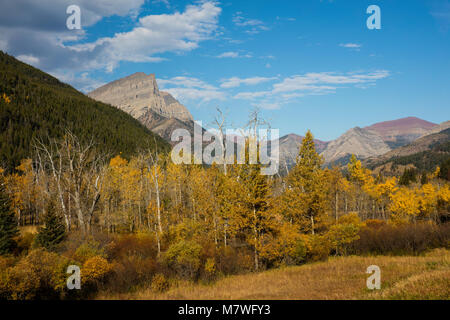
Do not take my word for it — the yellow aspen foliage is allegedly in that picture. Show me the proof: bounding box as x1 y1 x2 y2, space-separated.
389 187 420 224
327 212 363 255
348 155 371 184
377 177 398 197
82 256 113 284
432 167 440 179
5 159 36 221
300 233 331 262
283 131 329 235
437 184 450 203
417 183 437 218
259 222 304 266
2 93 11 104
1 249 70 300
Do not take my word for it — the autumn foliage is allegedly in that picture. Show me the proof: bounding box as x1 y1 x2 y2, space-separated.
0 127 449 299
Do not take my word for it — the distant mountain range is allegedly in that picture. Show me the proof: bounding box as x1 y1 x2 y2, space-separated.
364 117 437 149
275 117 448 172
87 72 449 174
364 127 450 174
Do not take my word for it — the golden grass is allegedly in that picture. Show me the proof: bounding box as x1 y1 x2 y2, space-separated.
100 249 450 300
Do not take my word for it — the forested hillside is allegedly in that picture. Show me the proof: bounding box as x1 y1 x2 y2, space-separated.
0 51 170 171
365 128 450 174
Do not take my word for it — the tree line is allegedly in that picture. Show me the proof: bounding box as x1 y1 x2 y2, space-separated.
1 128 449 270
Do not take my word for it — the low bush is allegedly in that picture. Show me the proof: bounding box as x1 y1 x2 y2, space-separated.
0 249 72 300
348 222 450 255
164 240 202 280
150 273 169 293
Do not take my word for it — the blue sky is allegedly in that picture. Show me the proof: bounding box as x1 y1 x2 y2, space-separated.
1 0 449 140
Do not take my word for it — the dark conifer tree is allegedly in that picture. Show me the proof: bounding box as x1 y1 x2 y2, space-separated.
0 182 18 255
35 198 66 251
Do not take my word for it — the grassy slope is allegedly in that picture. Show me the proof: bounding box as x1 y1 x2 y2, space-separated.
102 249 449 300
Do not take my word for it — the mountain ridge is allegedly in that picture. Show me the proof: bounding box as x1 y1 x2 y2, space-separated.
0 51 170 170
88 72 194 142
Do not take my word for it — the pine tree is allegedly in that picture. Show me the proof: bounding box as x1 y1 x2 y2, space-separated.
0 181 19 255
35 198 66 251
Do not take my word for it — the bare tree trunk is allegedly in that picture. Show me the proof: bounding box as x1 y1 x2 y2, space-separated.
253 207 259 271
335 191 339 222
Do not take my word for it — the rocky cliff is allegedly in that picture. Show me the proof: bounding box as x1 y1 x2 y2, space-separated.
88 72 193 123
320 127 391 164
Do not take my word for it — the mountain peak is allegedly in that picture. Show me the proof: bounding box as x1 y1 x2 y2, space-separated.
320 126 390 164
88 73 192 122
364 116 437 148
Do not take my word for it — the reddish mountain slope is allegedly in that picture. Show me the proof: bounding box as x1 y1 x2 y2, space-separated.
365 117 437 148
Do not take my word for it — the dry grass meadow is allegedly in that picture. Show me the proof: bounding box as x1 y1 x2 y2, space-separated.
100 248 450 300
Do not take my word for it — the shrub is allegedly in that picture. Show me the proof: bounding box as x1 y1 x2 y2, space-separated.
294 240 307 264
164 240 202 280
0 249 71 299
82 256 113 284
81 256 114 295
16 232 35 254
364 219 387 230
204 258 216 281
303 234 331 262
348 222 450 255
327 213 363 255
104 234 158 292
260 223 304 267
106 233 157 261
150 273 169 293
73 241 106 264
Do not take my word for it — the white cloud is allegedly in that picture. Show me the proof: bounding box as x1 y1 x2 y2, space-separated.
16 54 40 66
252 102 281 110
163 87 225 102
159 76 217 90
233 71 390 106
50 71 105 93
272 71 389 93
216 51 252 58
430 1 450 31
232 12 269 34
234 91 271 100
339 43 362 52
0 0 145 31
0 1 222 80
217 51 238 58
339 43 362 49
159 76 225 103
71 1 222 72
220 76 277 88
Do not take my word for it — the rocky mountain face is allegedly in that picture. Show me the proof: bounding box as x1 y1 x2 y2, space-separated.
279 117 445 170
364 127 450 174
364 117 437 149
277 134 328 170
87 74 447 173
319 127 391 165
88 72 193 142
421 120 450 137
